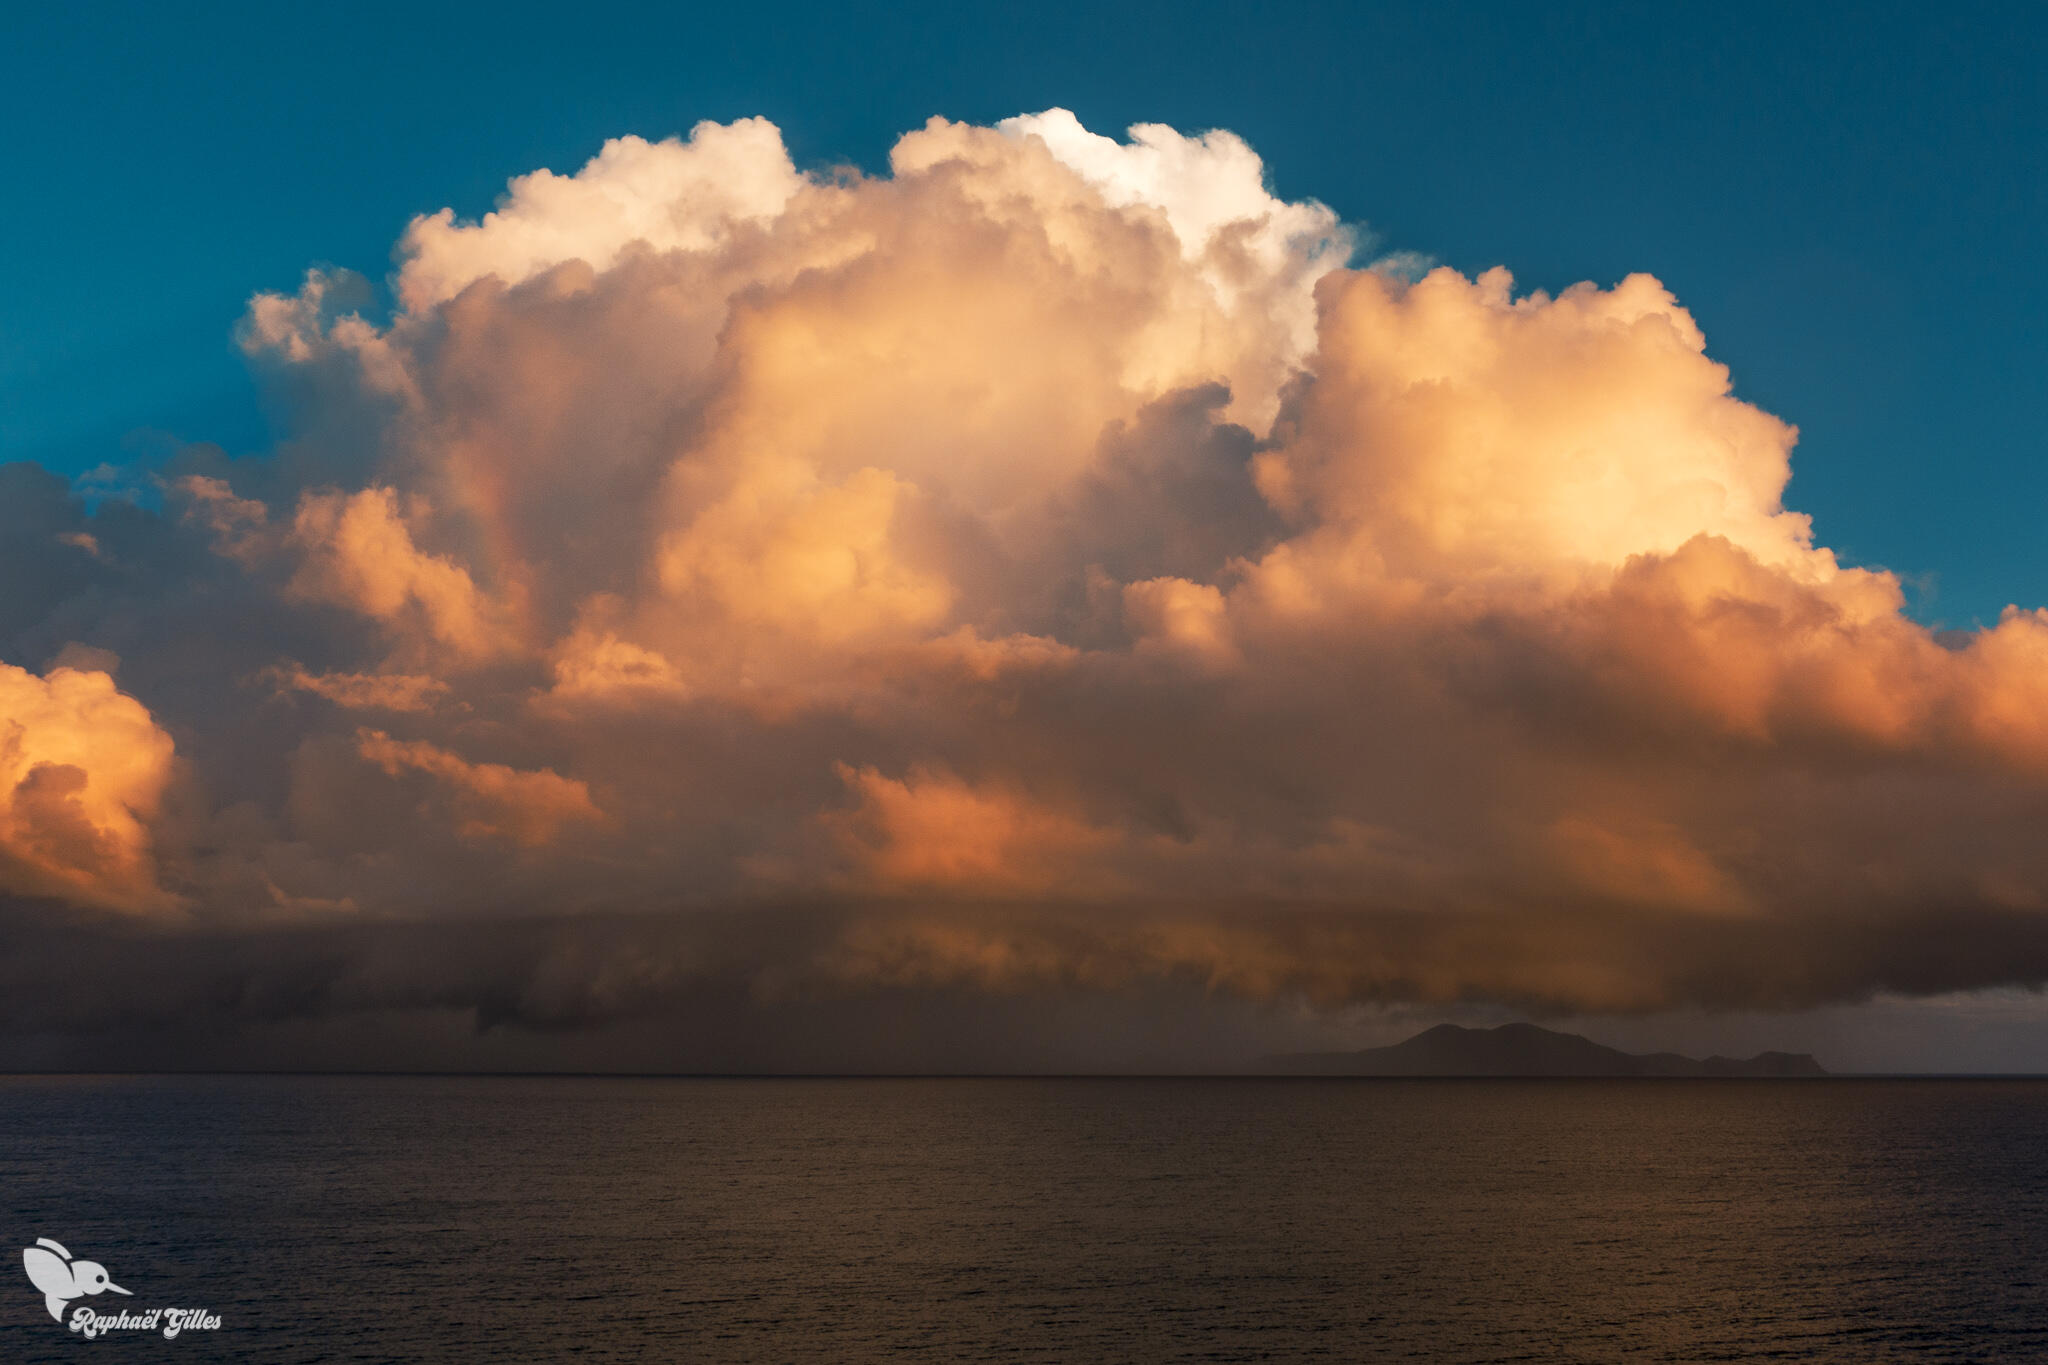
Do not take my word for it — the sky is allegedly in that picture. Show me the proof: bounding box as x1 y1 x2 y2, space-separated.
4 2 2048 1071
10 1 2047 627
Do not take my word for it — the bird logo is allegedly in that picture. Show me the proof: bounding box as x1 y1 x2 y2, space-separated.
22 1238 131 1324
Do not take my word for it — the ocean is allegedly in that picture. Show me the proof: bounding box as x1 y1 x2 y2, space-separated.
3 1076 2044 1361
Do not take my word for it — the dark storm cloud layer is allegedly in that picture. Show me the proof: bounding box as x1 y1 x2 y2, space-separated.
8 896 2048 1071
5 111 2048 1063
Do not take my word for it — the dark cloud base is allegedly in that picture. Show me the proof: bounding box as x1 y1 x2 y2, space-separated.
7 897 2046 1073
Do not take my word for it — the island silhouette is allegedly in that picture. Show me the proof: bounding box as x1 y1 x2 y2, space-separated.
1266 1022 1827 1076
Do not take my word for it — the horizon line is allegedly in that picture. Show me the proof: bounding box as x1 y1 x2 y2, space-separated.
3 1069 2046 1081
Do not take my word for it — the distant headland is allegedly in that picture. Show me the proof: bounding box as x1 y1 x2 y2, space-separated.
1266 1022 1827 1077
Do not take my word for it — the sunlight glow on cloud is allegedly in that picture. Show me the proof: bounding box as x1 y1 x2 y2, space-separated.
396 118 803 311
7 110 2048 1029
0 663 176 912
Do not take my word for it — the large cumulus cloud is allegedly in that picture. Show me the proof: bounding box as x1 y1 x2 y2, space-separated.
6 110 2048 1060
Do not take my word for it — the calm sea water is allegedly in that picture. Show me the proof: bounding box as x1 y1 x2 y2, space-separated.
2 1076 2044 1361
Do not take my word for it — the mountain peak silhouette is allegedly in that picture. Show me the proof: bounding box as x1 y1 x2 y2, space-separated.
1267 1022 1827 1076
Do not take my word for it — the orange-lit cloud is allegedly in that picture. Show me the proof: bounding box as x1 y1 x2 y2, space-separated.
288 487 519 662
0 663 176 912
354 730 602 848
826 763 1120 895
264 665 450 713
11 110 2048 1043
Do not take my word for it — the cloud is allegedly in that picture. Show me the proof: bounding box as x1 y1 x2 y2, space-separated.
353 730 603 848
0 663 176 912
8 109 2048 1064
286 486 519 661
395 119 803 311
825 763 1120 895
263 664 450 713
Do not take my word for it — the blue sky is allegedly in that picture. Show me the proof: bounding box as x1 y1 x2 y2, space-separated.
4 0 2044 625
11 2 2048 1070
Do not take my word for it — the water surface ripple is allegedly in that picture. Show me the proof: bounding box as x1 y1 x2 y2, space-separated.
2 1076 2042 1361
